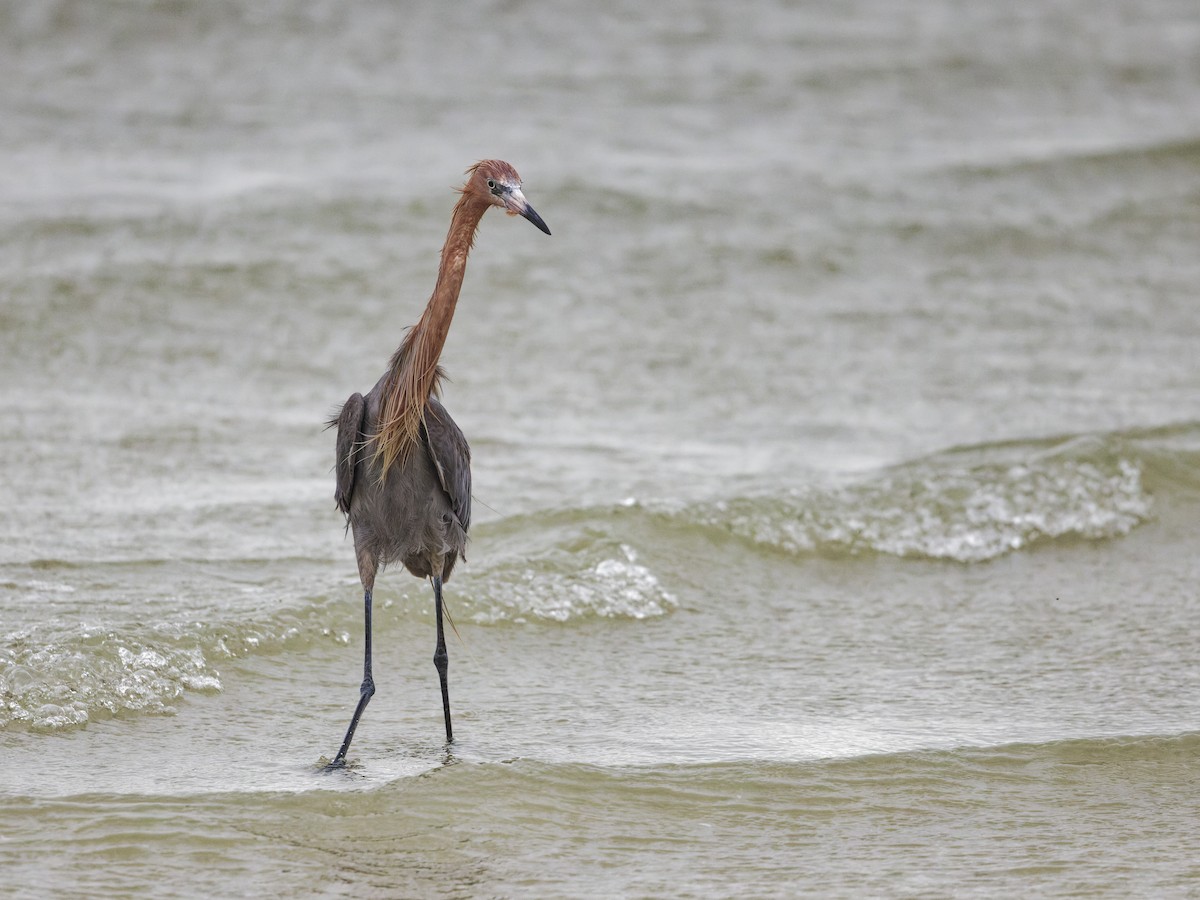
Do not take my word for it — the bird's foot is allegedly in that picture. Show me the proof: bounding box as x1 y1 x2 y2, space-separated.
316 755 354 774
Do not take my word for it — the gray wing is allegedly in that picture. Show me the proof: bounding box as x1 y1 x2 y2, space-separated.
423 396 472 533
332 392 368 516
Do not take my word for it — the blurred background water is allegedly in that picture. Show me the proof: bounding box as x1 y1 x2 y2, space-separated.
2 0 1200 896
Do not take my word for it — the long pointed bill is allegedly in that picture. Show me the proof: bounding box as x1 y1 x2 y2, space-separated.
504 188 551 235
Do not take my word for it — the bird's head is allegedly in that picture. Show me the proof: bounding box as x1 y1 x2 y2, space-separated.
465 159 551 235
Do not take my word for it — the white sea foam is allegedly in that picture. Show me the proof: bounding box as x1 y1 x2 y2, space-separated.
459 542 677 624
685 449 1152 563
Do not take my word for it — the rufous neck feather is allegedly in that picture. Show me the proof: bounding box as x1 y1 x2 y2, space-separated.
372 188 490 476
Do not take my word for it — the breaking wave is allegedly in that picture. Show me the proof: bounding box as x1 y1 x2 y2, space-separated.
0 543 677 732
0 599 356 732
457 541 676 625
682 449 1149 563
664 425 1200 563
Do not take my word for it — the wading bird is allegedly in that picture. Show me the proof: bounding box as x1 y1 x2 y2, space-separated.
326 160 550 767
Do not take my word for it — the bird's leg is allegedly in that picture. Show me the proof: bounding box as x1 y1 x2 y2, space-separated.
432 574 453 743
331 587 376 766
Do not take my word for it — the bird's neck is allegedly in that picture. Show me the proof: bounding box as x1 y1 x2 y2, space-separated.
373 191 491 476
415 191 490 355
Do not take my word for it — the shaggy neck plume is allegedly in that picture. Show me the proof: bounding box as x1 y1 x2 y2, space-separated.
372 188 491 476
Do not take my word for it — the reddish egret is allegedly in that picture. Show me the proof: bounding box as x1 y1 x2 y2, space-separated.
327 160 550 766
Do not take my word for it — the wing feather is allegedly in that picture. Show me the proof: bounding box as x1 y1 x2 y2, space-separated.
331 392 368 516
422 396 472 533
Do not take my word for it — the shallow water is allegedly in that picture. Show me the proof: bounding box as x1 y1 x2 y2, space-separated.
3 0 1200 896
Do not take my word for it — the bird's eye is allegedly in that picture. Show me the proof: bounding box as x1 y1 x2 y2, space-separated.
486 178 496 190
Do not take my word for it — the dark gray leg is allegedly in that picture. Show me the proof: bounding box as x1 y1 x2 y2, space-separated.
433 575 453 743
331 588 376 766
